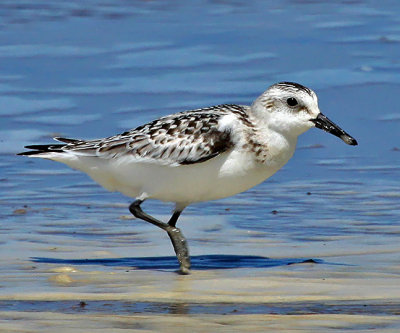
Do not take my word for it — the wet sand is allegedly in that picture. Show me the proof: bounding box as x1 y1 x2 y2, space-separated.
1 0 400 331
1 213 400 332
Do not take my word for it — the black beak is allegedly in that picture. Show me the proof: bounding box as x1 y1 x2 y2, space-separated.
311 113 358 146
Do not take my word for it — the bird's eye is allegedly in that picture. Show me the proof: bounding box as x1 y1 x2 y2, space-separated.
286 97 298 107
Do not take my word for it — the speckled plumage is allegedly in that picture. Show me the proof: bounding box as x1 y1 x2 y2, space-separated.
19 82 340 205
53 104 250 166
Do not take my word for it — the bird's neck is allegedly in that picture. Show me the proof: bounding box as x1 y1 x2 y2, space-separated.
245 117 298 168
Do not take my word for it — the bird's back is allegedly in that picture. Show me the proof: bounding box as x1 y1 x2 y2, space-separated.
20 104 278 204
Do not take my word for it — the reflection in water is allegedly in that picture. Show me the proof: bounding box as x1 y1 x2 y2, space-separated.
31 255 323 271
168 303 189 315
1 299 400 316
0 0 400 331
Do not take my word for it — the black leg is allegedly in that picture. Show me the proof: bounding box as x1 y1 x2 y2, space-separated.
168 210 181 227
129 200 191 274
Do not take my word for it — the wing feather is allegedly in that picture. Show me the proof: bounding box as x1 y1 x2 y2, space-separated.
59 104 247 165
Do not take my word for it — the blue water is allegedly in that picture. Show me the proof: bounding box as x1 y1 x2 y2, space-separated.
0 1 399 260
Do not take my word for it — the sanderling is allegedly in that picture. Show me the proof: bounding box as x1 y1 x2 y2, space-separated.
19 82 357 274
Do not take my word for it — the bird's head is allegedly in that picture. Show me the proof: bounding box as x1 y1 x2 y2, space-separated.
251 82 358 146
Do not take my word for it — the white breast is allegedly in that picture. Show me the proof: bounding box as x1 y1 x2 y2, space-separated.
73 141 294 206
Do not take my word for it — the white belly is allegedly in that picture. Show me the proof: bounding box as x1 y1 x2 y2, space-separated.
67 146 293 205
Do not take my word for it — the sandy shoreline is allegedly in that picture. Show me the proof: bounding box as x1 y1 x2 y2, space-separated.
1 237 400 331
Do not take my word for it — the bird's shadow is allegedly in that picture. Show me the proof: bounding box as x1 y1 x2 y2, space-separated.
31 255 324 271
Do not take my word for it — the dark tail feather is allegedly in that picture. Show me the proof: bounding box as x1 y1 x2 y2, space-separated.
17 143 66 156
54 137 81 144
18 137 83 156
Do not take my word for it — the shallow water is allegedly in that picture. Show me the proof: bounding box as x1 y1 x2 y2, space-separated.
1 0 400 332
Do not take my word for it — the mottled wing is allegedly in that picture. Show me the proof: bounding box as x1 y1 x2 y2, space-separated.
62 105 243 166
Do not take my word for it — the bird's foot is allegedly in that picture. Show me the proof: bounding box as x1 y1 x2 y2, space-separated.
166 226 191 274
